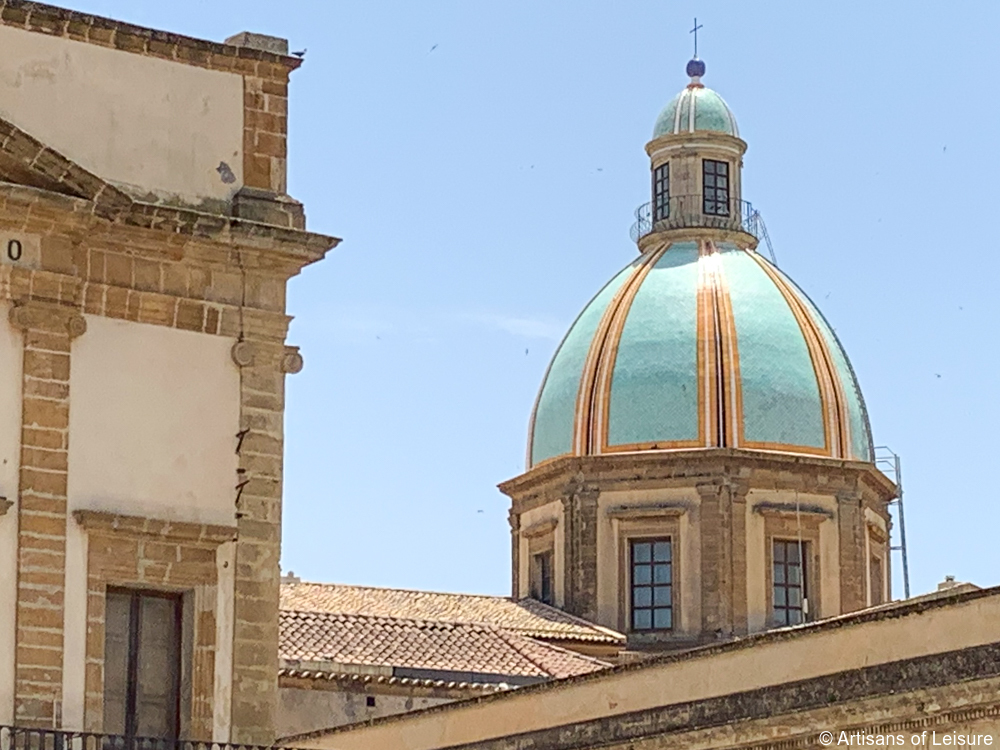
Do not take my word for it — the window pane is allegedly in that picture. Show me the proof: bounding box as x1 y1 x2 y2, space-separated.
134 595 180 739
653 586 671 606
788 565 801 585
789 609 803 625
787 544 801 563
775 609 789 626
633 565 652 585
633 588 652 607
788 587 802 607
653 541 671 561
653 563 671 584
717 162 728 175
632 542 651 563
633 610 652 630
774 543 785 562
103 591 131 736
773 563 785 584
653 609 672 629
774 587 786 607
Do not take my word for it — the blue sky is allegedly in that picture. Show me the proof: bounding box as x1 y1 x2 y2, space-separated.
75 1 999 597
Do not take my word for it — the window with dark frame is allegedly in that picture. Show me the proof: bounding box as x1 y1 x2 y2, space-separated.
530 550 554 605
103 588 183 740
702 159 730 216
870 555 884 606
653 163 670 221
772 539 808 626
629 538 672 631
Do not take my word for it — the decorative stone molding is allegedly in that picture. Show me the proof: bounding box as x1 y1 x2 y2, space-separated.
231 340 255 367
73 509 237 544
867 521 889 544
8 302 87 337
281 345 304 374
0 496 11 516
606 502 689 520
753 501 834 520
521 518 559 538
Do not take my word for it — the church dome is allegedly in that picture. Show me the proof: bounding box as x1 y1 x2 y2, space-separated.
652 60 739 138
528 240 873 468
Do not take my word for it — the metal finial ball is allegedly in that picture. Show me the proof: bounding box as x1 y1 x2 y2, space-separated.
686 58 706 79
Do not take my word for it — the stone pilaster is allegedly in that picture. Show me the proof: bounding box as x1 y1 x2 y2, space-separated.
9 301 85 727
508 509 520 599
730 487 749 636
838 491 867 614
561 486 600 622
229 337 299 745
697 482 727 636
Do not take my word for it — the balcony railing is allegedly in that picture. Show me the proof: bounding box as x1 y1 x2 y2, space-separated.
629 194 767 245
0 727 291 750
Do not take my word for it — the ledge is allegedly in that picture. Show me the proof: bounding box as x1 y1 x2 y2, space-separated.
606 502 689 520
752 501 834 520
521 518 558 538
73 509 237 544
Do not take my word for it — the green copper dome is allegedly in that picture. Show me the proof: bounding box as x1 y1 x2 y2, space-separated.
528 241 873 468
653 62 739 138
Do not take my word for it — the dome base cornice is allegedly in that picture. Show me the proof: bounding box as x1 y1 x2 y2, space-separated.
500 447 896 514
636 228 758 255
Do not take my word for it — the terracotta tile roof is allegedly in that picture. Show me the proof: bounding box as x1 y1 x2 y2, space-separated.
280 582 625 645
279 609 610 681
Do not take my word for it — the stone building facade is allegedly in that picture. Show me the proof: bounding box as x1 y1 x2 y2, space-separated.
0 2 334 745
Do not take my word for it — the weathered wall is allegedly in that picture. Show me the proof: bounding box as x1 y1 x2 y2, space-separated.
0 301 23 726
0 25 244 204
67 316 240 526
278 686 455 739
294 591 1000 750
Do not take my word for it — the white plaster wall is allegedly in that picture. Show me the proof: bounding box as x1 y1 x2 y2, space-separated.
67 316 240 526
0 26 244 204
0 302 22 725
596 488 700 635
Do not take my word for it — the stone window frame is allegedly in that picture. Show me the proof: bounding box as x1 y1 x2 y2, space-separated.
867 520 889 606
609 509 683 635
74 510 236 738
522 517 557 605
627 537 673 632
653 161 670 221
756 507 825 627
702 159 731 216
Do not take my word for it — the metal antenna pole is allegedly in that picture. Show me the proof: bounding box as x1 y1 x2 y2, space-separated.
894 453 911 599
875 446 911 600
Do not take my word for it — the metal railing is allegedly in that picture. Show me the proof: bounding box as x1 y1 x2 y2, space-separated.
0 727 286 750
630 194 761 244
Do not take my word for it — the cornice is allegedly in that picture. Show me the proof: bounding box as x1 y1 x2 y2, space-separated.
73 509 237 544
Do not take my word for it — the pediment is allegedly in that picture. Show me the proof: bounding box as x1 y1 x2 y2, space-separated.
0 116 132 219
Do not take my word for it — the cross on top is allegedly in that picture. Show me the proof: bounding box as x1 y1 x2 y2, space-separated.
690 18 704 58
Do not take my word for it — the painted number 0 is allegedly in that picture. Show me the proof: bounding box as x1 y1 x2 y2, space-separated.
6 240 22 262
